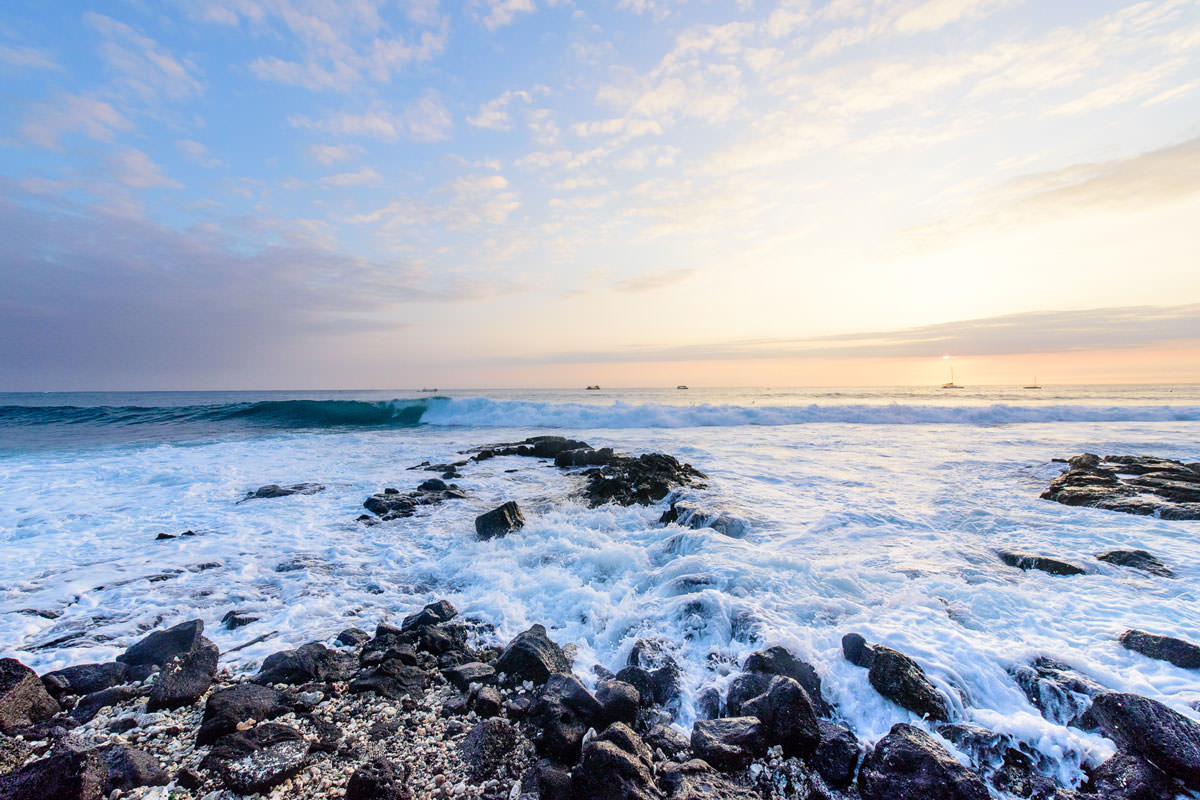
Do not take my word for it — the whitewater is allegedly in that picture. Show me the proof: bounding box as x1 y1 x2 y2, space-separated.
2 386 1199 791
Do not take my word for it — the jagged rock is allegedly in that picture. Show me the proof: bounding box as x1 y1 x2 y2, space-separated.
400 600 457 631
868 646 950 721
814 719 861 789
1083 752 1178 799
842 633 875 668
0 735 32 775
597 722 654 765
1119 630 1200 669
596 679 640 727
95 744 169 792
697 687 721 719
659 759 758 800
255 642 354 685
1042 455 1200 519
147 640 219 711
116 619 206 674
858 723 990 800
458 718 529 781
198 683 289 745
475 501 525 540
496 624 570 685
622 640 682 711
690 717 766 771
41 662 129 700
999 551 1086 576
345 756 411 800
528 673 602 763
645 723 690 757
203 722 310 794
521 758 572 800
472 686 503 718
744 675 819 758
221 610 258 630
243 483 324 500
724 671 770 716
742 645 829 716
1011 657 1106 726
362 482 467 520
554 447 617 468
660 502 748 538
348 662 430 699
0 659 60 734
1096 549 1175 578
1089 692 1200 790
582 452 706 507
0 749 107 800
573 739 662 800
70 686 142 723
444 662 496 691
337 627 371 647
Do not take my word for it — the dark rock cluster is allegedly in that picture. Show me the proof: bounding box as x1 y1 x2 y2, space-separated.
1041 453 1200 519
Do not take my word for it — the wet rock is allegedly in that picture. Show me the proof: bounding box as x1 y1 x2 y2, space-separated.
527 673 602 763
660 759 759 800
255 642 354 685
348 662 430 699
999 551 1086 576
690 717 766 771
813 719 861 789
0 749 107 800
868 646 950 721
743 645 829 716
41 662 129 700
204 722 310 794
1089 692 1200 790
597 679 640 727
1011 657 1106 726
842 633 875 668
725 671 771 716
1042 455 1200 519
0 658 60 733
95 743 169 792
660 502 748 538
597 722 654 765
1096 549 1175 578
475 501 525 540
645 723 690 758
746 675 820 758
116 619 206 673
573 739 662 800
623 640 683 711
345 756 411 800
221 610 259 630
697 687 721 719
1119 630 1200 669
582 452 706 507
337 627 371 647
523 435 592 459
362 481 467 520
400 599 457 631
146 640 219 711
243 482 324 500
70 686 142 723
858 723 990 800
554 447 617 468
989 748 1058 799
1082 752 1178 799
444 662 496 691
198 683 289 745
459 718 528 781
496 624 570 685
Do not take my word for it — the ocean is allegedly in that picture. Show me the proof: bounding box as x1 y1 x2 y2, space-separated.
2 385 1199 786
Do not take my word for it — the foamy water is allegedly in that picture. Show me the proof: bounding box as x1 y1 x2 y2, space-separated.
2 386 1199 790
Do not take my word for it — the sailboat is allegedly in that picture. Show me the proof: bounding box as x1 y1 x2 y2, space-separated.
940 368 963 389
1024 376 1042 389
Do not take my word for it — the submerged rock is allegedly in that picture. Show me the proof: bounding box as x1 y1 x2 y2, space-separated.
660 502 748 538
1096 549 1175 578
858 723 990 800
475 501 525 540
1119 629 1200 669
1011 656 1106 726
1042 455 1200 519
243 482 325 500
998 550 1086 576
868 646 950 721
362 481 468 520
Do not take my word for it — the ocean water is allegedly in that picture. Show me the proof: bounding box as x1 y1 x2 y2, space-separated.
2 385 1200 788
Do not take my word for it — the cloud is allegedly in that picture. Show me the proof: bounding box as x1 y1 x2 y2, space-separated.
612 267 697 293
310 143 365 164
19 94 133 149
347 173 520 231
320 167 383 187
84 12 204 102
480 0 536 30
290 92 452 142
176 139 222 167
110 149 183 189
468 90 533 130
0 44 59 70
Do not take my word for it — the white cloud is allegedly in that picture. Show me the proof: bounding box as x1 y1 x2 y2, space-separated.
110 148 183 189
0 44 59 70
84 12 204 102
176 139 222 167
320 168 384 187
468 90 533 130
310 143 365 164
481 0 536 30
290 93 452 142
20 94 133 150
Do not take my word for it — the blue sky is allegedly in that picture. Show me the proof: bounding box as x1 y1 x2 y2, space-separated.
2 0 1199 388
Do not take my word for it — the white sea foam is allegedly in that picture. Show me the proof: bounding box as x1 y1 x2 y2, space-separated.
1 393 1199 793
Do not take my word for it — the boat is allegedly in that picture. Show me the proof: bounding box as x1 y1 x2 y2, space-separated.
419 388 438 392
585 385 600 390
940 368 963 389
676 385 688 390
1024 376 1042 389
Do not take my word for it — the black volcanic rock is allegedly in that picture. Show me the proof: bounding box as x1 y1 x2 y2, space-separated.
255 642 354 685
842 633 875 668
573 738 661 800
203 722 310 794
362 481 468 520
1089 692 1200 789
475 501 525 540
1010 656 1106 726
41 662 129 700
199 683 289 745
496 624 569 685
345 757 411 800
0 749 107 800
1042 455 1200 519
1096 549 1175 577
1083 752 1178 799
690 717 766 771
744 675 820 758
813 720 861 789
858 723 989 800
742 645 829 716
868 646 950 721
998 550 1085 576
147 640 219 711
0 658 60 733
1119 629 1200 669
582 452 705 507
116 619 206 673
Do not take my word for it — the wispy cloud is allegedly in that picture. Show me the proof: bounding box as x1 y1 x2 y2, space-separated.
290 92 453 142
0 44 59 70
320 167 384 187
19 93 133 150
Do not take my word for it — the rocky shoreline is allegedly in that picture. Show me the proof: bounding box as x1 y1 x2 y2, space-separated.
2 442 1199 799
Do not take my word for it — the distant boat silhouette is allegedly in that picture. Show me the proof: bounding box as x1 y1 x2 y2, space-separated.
1024 376 1042 389
585 385 600 390
676 385 688 390
419 388 438 392
940 368 963 389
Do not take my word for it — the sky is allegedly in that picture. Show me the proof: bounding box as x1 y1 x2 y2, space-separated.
1 0 1198 389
